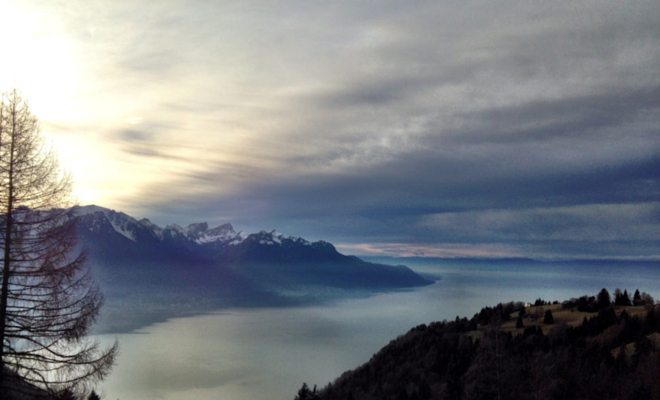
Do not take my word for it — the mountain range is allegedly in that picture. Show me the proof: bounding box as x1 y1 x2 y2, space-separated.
71 205 433 332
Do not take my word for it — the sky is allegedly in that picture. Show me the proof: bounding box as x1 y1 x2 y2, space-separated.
0 1 658 259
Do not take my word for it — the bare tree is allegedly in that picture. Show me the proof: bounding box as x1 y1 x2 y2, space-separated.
0 89 117 399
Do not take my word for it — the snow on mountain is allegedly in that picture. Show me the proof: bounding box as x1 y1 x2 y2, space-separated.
105 211 138 242
194 223 247 245
185 222 209 241
138 218 164 240
254 230 311 246
72 205 434 305
72 205 349 253
74 205 139 242
270 230 288 244
228 231 249 245
73 205 249 246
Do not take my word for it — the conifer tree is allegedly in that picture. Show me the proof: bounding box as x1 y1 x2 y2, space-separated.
621 290 632 306
0 90 117 398
295 383 320 400
596 288 611 309
543 310 554 325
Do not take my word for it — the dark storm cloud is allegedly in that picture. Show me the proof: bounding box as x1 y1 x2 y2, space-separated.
421 203 659 242
139 136 658 256
456 86 660 144
178 123 658 258
231 145 657 217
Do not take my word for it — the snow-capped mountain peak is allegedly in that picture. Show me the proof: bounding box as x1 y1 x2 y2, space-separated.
138 218 164 240
72 204 109 216
185 222 209 241
105 211 138 242
252 230 311 246
194 223 246 245
74 205 140 242
73 205 321 249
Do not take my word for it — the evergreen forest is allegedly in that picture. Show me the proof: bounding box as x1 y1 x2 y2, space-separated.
295 288 660 400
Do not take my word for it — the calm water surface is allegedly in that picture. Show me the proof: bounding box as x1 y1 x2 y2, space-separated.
97 260 659 400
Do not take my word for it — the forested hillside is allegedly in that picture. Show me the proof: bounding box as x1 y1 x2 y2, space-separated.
296 289 660 400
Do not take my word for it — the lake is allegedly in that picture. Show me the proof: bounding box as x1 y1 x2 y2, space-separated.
96 258 659 400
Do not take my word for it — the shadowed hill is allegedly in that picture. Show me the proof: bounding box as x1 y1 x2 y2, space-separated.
302 290 660 400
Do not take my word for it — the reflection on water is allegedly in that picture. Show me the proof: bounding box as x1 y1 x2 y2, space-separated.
97 259 659 400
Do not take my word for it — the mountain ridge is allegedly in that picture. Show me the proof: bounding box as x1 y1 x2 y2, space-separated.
69 205 433 332
72 205 327 250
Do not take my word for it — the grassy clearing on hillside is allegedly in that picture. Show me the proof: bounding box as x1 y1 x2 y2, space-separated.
469 304 652 339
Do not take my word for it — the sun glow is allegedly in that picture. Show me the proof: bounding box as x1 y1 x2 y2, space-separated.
0 3 104 206
0 3 79 121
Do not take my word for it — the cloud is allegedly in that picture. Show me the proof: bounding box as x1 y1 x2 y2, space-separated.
118 129 153 143
421 203 659 242
454 85 660 144
335 242 523 259
8 0 659 258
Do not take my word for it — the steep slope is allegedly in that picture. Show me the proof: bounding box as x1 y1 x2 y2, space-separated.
74 207 252 295
309 294 660 400
72 207 271 332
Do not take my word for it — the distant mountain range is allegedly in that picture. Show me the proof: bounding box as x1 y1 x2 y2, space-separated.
71 206 433 332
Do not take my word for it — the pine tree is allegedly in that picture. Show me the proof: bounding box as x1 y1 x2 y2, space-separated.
621 290 632 306
295 383 319 400
596 288 611 309
516 315 524 329
543 310 554 325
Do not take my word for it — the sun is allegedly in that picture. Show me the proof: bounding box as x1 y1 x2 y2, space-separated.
0 2 79 121
0 3 100 204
